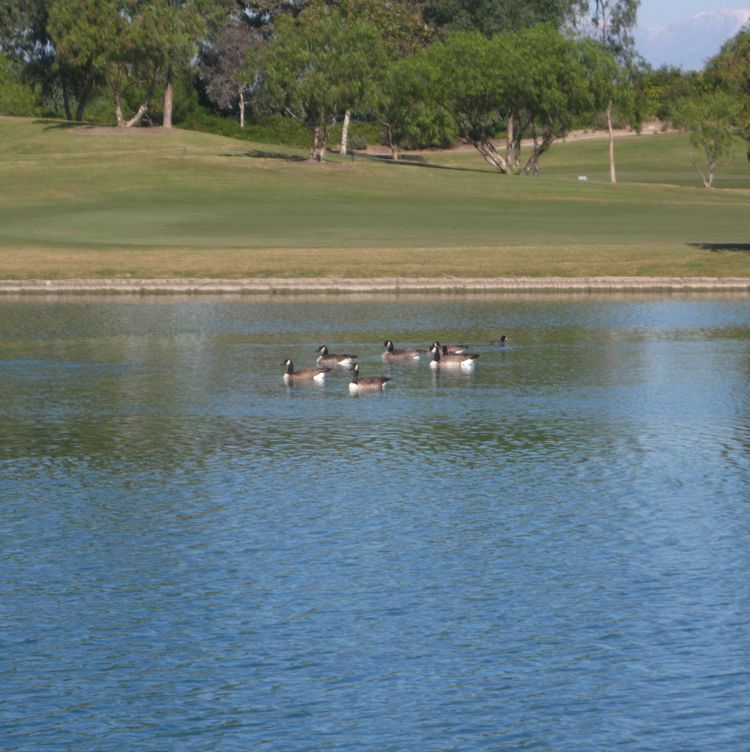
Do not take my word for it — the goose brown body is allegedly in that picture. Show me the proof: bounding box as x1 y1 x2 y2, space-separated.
433 342 469 354
316 345 358 369
282 358 330 383
382 339 422 362
349 364 391 393
429 344 480 370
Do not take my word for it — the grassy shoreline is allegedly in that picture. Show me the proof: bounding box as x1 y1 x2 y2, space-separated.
1 118 748 281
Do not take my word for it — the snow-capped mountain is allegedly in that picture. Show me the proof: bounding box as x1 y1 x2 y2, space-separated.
636 9 750 70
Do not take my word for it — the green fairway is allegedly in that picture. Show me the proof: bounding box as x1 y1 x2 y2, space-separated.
0 116 748 279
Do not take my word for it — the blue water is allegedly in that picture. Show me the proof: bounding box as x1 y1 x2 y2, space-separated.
1 295 750 751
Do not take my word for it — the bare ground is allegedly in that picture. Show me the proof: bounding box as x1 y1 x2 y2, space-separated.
2 277 748 296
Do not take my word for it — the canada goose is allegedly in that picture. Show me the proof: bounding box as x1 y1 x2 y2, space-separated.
282 358 330 383
432 341 469 354
348 364 391 393
382 339 422 361
316 345 358 369
429 343 479 370
491 335 509 345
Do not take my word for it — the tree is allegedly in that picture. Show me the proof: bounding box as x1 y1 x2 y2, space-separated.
674 91 743 189
430 27 604 175
47 0 119 121
578 0 640 183
200 16 262 128
705 28 750 158
0 53 40 115
154 0 213 129
427 30 516 171
580 0 638 60
373 53 456 159
510 27 601 175
422 0 582 36
256 8 385 160
0 1 57 113
298 0 429 154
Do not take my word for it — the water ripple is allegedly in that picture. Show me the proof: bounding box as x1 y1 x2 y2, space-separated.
2 297 750 751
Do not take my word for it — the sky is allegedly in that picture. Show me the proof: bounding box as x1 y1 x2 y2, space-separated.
637 0 750 28
634 1 750 68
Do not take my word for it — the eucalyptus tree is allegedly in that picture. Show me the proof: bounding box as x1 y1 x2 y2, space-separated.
427 31 514 171
373 53 456 160
301 0 429 154
199 16 262 127
673 91 743 188
47 0 119 121
0 54 40 115
155 0 217 129
510 26 604 175
256 8 385 160
0 1 60 115
422 0 583 36
577 0 640 183
429 26 604 175
705 28 750 156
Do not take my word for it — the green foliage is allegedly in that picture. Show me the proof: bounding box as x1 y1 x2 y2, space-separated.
427 31 510 143
256 7 386 157
422 0 580 36
706 28 750 99
372 52 456 154
673 90 743 187
706 28 750 148
634 66 699 123
578 0 640 61
0 55 40 116
180 107 311 147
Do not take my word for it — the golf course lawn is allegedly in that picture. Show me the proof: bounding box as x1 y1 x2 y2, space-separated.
0 116 748 280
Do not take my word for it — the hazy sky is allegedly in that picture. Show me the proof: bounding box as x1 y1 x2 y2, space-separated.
637 0 750 28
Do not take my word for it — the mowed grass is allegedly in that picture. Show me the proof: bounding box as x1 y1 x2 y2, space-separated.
0 116 748 279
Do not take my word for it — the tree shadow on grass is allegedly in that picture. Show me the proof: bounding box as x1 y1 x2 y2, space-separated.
34 119 84 131
223 149 307 162
363 152 496 175
690 243 750 253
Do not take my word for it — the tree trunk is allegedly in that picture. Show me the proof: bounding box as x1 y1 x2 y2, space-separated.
706 158 717 189
162 68 174 129
125 103 149 128
75 73 94 122
690 158 717 189
114 90 125 127
309 124 326 161
239 88 245 129
472 139 510 173
385 125 398 160
340 109 351 154
606 100 617 185
523 128 553 176
75 97 87 122
62 83 73 121
523 127 541 176
505 114 514 169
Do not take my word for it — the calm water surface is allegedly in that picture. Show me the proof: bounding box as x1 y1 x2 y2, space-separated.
1 295 750 751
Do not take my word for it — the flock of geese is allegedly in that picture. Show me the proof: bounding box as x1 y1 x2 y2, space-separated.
282 337 508 394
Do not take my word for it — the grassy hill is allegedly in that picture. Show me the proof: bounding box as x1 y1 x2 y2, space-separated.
0 117 748 279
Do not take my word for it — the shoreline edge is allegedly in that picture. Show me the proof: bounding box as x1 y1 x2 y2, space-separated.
1 277 750 295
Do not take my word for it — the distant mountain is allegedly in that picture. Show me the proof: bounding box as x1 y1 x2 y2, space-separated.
636 9 750 70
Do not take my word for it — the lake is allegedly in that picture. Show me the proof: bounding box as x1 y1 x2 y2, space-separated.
2 294 750 751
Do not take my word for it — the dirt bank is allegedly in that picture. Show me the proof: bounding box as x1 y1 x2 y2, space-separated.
1 277 748 296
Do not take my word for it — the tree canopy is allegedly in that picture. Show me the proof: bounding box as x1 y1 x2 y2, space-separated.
256 7 385 159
